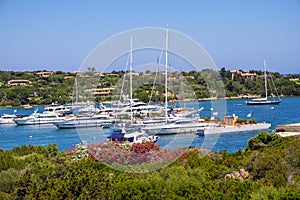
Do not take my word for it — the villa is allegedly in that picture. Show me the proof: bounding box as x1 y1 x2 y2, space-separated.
7 79 32 86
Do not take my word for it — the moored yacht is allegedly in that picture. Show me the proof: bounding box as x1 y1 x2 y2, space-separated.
0 114 18 124
245 59 281 105
14 111 65 125
43 104 73 115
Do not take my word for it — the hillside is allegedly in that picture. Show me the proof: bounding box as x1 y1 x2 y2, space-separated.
0 69 300 106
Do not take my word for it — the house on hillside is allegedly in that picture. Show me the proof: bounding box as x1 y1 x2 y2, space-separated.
7 80 32 86
230 70 257 81
86 88 115 97
36 71 55 77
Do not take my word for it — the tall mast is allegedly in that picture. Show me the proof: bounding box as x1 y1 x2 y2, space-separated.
75 74 78 104
157 57 162 105
264 58 268 99
130 34 133 124
165 27 168 122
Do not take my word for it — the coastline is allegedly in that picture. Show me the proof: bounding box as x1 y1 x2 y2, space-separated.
0 95 296 107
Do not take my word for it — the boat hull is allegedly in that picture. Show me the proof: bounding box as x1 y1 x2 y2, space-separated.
0 114 17 124
245 100 281 105
0 119 15 124
14 118 65 125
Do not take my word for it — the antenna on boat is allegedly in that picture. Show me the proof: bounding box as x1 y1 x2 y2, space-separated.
165 25 169 122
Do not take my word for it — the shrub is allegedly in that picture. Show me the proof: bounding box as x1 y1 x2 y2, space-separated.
246 132 281 151
248 118 257 124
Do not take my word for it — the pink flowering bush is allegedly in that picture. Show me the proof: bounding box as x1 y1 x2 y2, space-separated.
87 142 186 166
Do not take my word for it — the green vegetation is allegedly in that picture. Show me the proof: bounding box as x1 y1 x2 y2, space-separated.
0 71 75 106
1 68 300 106
0 133 300 199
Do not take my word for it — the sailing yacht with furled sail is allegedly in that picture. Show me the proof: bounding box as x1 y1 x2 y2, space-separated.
141 27 208 135
245 59 281 105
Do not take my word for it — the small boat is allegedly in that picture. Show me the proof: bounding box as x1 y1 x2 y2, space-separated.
23 105 33 110
0 114 18 124
246 59 281 105
52 114 114 129
107 128 160 144
14 110 65 125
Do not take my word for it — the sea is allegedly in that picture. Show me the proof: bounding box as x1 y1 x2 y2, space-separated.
0 97 300 153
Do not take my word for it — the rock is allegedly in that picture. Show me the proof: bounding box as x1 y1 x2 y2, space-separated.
225 169 249 181
239 169 249 180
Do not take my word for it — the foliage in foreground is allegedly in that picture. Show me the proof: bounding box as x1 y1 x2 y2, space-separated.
0 133 300 199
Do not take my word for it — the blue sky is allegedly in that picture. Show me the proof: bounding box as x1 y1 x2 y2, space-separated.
0 0 299 73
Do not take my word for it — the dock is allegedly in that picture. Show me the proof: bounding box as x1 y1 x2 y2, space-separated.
275 123 300 137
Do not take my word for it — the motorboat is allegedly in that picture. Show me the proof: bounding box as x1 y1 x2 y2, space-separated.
0 114 17 124
14 111 65 125
43 104 72 115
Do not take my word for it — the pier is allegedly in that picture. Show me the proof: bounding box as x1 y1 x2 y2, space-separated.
275 123 300 137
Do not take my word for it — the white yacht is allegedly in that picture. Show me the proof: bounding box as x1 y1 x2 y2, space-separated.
113 101 162 117
14 111 65 125
52 114 114 129
43 104 72 115
0 114 17 124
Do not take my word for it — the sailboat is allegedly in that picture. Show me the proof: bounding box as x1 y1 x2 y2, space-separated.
141 27 209 135
245 59 281 105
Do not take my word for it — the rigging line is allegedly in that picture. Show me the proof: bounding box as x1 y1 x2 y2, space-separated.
118 53 130 110
267 77 273 97
269 71 281 101
148 37 166 105
265 59 280 101
267 71 275 98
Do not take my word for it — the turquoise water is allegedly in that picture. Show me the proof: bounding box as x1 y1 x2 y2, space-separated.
0 97 299 152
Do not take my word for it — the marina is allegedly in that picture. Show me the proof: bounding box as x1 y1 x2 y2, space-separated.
0 96 300 152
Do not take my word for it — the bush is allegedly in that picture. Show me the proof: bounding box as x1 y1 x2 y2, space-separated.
0 168 19 193
246 132 281 151
248 118 257 124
